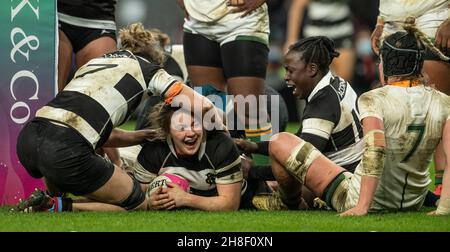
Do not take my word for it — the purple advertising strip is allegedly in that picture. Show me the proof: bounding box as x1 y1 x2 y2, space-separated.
0 1 56 205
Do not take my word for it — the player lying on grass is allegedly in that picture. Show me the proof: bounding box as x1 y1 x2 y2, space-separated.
115 102 263 211
15 22 216 212
254 21 450 216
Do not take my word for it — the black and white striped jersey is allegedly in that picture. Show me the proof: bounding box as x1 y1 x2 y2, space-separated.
58 0 116 30
36 50 177 149
299 71 363 172
136 131 243 197
304 0 353 45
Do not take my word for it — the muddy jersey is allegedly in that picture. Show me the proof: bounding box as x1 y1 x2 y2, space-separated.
183 0 268 23
379 0 449 39
355 85 450 210
136 131 243 196
36 50 177 149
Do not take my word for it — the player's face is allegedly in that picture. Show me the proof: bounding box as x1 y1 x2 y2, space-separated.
283 52 313 99
170 111 204 157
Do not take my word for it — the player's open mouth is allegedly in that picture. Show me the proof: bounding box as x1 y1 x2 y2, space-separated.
184 138 197 147
286 83 297 95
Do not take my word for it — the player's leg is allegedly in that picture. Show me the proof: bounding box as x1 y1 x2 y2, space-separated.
80 165 147 211
269 132 346 199
433 140 446 196
423 60 450 196
330 47 356 83
183 32 227 91
75 29 117 68
57 29 73 91
222 40 271 143
423 60 450 95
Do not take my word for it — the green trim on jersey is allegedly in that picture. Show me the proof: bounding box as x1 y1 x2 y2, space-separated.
235 35 268 46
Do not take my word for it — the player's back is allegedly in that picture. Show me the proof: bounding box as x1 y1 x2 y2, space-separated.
357 85 450 210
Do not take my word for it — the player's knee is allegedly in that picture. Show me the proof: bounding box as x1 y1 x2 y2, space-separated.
285 140 320 184
269 132 296 156
119 178 146 211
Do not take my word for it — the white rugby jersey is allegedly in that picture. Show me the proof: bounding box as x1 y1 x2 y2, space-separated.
355 85 450 211
379 0 449 39
183 0 268 23
36 50 177 148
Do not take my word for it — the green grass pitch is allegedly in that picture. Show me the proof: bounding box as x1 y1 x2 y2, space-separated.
2 122 448 232
1 207 449 232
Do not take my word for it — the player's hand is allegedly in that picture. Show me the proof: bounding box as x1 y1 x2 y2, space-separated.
176 0 189 20
371 24 384 55
148 186 175 210
427 210 438 216
140 128 158 142
234 138 258 154
164 183 188 208
229 0 266 18
435 19 450 56
240 154 253 179
339 206 368 217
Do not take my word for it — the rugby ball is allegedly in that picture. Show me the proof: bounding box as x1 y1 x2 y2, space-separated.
147 173 190 196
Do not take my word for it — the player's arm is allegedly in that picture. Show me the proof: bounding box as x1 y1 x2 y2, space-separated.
284 0 309 53
102 128 156 147
149 69 224 130
435 7 450 57
162 157 243 211
371 16 384 55
162 133 243 211
429 118 450 215
163 181 241 211
340 116 386 216
298 89 338 152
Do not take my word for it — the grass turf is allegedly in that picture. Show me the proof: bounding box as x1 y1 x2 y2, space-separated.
1 206 449 232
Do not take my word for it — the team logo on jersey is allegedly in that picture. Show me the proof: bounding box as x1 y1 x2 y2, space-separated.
330 77 347 100
103 51 133 59
205 173 216 186
100 29 112 35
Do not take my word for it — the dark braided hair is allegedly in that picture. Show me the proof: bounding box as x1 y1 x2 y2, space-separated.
287 36 340 74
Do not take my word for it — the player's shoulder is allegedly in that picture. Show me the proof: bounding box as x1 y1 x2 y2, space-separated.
358 86 388 105
139 140 170 161
206 130 234 150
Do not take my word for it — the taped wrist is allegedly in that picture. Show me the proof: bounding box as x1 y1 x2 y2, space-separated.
436 198 450 215
285 140 321 184
376 16 385 26
164 82 183 105
360 129 386 178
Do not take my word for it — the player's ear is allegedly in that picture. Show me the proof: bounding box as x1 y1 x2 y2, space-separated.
307 63 319 77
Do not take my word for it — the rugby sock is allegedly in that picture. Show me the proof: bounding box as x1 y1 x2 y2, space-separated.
424 190 440 207
435 170 444 196
245 122 272 142
48 197 73 212
248 165 275 181
245 122 272 165
435 170 444 186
